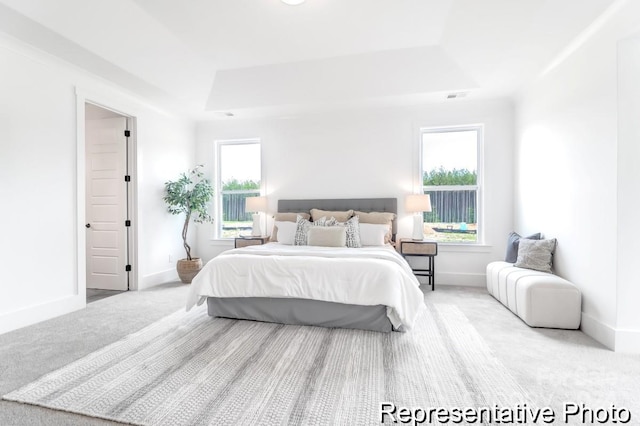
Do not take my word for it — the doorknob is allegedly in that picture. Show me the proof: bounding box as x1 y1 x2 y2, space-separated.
85 223 91 228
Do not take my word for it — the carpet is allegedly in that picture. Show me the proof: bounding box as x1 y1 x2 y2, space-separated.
3 303 531 425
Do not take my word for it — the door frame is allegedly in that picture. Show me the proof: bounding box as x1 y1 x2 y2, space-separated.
76 88 139 300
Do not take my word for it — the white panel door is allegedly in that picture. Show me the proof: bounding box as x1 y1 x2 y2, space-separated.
86 117 128 290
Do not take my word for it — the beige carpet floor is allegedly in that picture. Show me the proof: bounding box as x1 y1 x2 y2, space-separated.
1 283 639 425
4 303 533 425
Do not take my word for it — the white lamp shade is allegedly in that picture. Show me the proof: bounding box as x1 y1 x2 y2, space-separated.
405 194 432 213
281 0 305 4
245 196 267 213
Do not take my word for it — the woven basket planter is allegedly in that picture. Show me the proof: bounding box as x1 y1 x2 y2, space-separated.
176 258 203 283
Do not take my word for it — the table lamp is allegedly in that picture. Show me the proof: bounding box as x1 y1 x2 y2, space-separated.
405 194 432 241
245 196 267 236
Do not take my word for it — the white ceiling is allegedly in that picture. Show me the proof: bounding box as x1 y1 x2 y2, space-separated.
0 0 616 119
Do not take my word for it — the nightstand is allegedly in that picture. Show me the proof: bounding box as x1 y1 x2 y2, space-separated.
234 236 270 248
397 238 438 291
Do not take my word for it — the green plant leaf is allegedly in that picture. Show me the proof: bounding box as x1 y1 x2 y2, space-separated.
164 165 214 259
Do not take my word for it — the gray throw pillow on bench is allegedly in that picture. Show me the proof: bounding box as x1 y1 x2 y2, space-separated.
505 231 541 263
515 238 557 273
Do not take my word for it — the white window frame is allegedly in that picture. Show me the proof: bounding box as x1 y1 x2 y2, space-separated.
214 138 262 240
419 124 484 244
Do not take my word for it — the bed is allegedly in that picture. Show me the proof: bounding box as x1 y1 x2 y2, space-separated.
186 198 425 332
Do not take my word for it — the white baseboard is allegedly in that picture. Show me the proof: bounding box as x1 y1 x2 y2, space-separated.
434 272 486 287
0 294 85 336
614 328 640 353
580 311 615 350
139 268 179 290
580 312 640 353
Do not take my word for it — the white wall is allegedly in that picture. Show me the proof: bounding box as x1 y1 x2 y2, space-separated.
196 99 514 287
0 35 194 335
616 34 640 352
515 1 640 351
133 106 195 289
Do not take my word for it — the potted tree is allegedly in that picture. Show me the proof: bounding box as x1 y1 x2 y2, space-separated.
164 165 214 283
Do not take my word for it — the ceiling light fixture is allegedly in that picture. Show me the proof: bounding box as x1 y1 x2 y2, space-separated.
281 0 305 5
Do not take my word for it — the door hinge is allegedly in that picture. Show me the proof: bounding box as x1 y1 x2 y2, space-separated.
125 264 132 272
124 130 131 137
124 175 131 182
125 220 131 227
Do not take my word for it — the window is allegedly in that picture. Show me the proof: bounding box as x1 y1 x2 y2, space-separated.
421 126 482 243
215 139 261 239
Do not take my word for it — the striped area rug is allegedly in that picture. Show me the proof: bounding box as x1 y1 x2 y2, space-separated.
4 304 531 425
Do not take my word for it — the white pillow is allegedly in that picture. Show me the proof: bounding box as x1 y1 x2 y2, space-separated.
307 226 347 247
273 221 297 245
359 223 389 246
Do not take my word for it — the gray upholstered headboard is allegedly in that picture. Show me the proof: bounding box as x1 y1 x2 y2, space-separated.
278 198 398 239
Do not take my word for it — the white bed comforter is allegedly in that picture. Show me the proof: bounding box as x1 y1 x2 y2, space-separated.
186 243 425 330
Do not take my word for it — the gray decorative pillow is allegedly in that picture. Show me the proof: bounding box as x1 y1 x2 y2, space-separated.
339 215 361 248
316 216 341 228
505 231 541 263
294 215 311 246
515 238 557 273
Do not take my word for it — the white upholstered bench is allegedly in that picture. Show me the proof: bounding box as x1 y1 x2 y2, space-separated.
486 261 581 329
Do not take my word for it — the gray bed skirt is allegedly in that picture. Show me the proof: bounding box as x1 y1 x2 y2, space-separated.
206 297 395 332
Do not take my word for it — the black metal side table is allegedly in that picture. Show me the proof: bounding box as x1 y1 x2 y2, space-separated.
397 239 438 291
